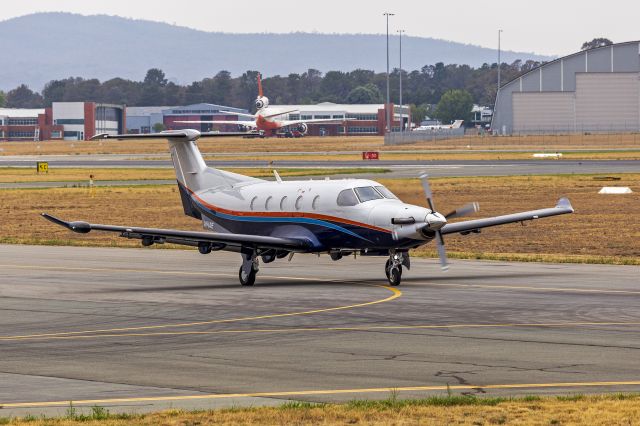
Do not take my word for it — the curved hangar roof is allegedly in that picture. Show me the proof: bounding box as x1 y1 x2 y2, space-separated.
491 41 640 134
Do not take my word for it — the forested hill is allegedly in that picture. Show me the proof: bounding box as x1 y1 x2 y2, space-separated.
0 12 551 91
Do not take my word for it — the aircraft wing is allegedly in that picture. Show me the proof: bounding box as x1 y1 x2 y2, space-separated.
218 111 257 119
175 120 257 128
42 213 312 252
441 198 574 236
282 118 346 126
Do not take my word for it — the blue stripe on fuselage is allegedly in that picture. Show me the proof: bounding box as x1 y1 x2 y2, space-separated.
190 196 373 243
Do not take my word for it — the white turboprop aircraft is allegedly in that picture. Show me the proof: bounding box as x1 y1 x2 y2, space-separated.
414 120 464 131
177 73 344 136
43 130 574 286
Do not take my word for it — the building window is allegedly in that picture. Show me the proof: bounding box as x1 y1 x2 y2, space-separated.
51 131 62 138
314 115 331 119
347 126 378 134
289 114 300 120
63 131 81 138
332 115 344 119
8 131 35 138
55 119 85 125
346 114 377 121
301 115 312 120
8 118 38 126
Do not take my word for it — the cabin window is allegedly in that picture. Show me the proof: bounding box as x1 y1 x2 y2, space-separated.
280 196 288 210
312 195 320 210
354 186 383 203
375 186 399 200
337 189 359 206
265 196 273 210
295 196 303 210
250 196 258 210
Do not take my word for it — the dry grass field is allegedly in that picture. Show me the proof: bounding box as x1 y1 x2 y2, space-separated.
3 394 640 425
1 174 638 263
0 167 387 183
1 133 639 156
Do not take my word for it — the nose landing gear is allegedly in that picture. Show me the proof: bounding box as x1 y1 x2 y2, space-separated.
239 250 259 286
385 251 409 286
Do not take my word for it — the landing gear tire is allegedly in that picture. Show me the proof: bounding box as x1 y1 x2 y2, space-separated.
238 265 257 286
387 265 402 286
385 258 402 286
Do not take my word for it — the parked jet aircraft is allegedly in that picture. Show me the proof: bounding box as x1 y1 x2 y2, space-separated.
414 120 464 131
43 129 574 286
177 73 344 136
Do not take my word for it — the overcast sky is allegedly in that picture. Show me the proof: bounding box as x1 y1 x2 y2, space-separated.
3 0 637 56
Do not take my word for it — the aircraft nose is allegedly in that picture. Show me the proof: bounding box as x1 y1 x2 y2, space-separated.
426 212 447 230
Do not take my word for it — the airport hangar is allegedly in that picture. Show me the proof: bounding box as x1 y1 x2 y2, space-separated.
491 41 640 135
0 102 125 141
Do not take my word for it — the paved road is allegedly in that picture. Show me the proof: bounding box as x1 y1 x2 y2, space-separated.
1 245 639 416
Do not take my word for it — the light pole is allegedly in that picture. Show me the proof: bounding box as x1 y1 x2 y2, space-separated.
384 12 394 133
398 29 405 133
497 29 503 93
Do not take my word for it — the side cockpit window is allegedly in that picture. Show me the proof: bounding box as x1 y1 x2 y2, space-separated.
337 189 359 206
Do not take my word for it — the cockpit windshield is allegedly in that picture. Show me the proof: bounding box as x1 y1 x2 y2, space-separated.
354 186 383 202
375 186 399 200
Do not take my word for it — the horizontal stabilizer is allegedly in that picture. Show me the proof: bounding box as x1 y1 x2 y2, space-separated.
90 130 249 141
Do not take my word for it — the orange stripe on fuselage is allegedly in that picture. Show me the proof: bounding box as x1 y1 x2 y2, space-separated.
184 185 391 234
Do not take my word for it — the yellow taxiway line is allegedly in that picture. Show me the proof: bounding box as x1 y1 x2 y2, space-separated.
3 381 640 408
0 263 402 340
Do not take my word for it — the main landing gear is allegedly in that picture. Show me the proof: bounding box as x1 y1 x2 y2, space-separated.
239 250 259 286
385 251 410 286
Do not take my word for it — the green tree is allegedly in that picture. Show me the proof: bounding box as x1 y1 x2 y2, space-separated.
410 103 433 124
152 122 165 132
346 84 382 104
144 68 168 86
5 84 44 108
434 89 473 125
581 38 613 50
0 90 5 107
140 68 168 106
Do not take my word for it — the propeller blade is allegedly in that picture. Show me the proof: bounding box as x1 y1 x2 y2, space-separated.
419 173 436 212
445 202 480 220
435 231 449 271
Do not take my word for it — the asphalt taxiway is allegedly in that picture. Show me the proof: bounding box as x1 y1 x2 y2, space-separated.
2 154 640 174
1 244 639 416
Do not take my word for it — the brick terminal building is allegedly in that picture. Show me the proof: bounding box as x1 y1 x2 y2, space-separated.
0 102 125 141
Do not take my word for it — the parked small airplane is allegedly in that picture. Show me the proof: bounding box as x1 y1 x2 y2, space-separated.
414 120 464 131
43 129 574 286
177 73 344 136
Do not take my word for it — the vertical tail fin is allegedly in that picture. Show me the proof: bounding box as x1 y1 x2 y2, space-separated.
257 73 263 98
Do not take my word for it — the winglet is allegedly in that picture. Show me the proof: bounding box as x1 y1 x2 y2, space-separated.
41 213 91 233
556 197 574 212
90 133 109 141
